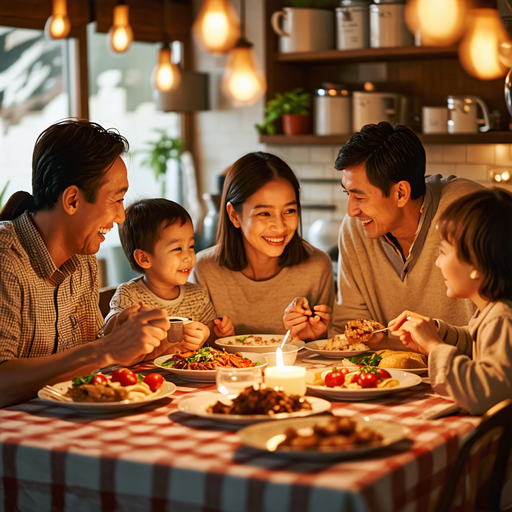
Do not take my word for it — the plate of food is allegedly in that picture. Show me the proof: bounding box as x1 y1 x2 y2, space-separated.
342 351 429 375
216 334 305 353
38 369 176 414
178 386 331 425
305 367 422 401
237 414 410 461
154 347 267 382
304 337 370 358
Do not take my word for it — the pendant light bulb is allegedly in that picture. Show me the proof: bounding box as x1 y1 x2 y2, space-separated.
45 0 71 40
108 3 133 53
193 0 240 55
221 40 266 106
405 0 467 47
459 9 511 81
151 45 182 92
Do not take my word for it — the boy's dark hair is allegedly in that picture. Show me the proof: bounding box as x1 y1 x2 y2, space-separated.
215 152 309 271
334 122 426 200
0 119 129 221
438 188 512 302
119 198 192 274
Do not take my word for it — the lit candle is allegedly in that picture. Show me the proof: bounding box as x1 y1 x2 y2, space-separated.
265 347 306 396
265 366 306 396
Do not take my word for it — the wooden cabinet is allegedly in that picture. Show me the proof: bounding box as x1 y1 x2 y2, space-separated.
262 0 512 145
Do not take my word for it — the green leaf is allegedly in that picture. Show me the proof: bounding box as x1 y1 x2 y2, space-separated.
137 373 144 384
72 372 95 387
161 358 176 367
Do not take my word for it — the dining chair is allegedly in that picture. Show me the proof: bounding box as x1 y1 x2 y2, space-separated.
99 285 117 319
436 398 512 512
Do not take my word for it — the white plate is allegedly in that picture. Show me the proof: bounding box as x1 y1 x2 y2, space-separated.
341 360 429 375
216 335 305 354
37 380 177 414
304 340 369 358
237 415 410 461
178 393 331 425
154 352 267 382
305 369 422 401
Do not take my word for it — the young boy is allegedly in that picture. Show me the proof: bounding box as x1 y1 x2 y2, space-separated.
106 199 234 356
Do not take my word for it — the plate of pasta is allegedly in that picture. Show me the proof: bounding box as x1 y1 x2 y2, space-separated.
305 368 422 401
216 335 305 353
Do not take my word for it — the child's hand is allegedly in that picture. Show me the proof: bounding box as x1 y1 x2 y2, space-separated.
283 304 331 341
214 315 235 337
388 311 443 355
181 321 210 351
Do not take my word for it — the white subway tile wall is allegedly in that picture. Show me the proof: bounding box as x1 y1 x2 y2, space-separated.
267 144 512 240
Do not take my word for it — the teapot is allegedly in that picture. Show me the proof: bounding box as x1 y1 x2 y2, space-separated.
447 96 491 133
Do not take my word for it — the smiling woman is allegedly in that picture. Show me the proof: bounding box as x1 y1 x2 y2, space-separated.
191 152 335 340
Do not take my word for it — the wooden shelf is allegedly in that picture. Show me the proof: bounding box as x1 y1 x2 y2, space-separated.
260 132 512 146
275 46 459 65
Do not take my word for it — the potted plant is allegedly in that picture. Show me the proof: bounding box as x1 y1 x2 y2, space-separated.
140 129 185 199
255 88 311 136
0 181 10 209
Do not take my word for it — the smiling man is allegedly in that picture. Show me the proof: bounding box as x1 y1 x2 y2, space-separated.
0 120 169 407
329 122 481 352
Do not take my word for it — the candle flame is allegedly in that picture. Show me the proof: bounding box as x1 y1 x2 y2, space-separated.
276 347 284 367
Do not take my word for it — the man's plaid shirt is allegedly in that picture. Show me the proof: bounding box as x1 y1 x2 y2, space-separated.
0 211 103 361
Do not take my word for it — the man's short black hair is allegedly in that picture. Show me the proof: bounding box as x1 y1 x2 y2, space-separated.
119 198 192 274
335 122 426 199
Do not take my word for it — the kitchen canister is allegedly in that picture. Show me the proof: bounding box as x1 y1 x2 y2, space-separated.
422 107 448 134
335 0 370 50
369 0 414 48
314 87 351 135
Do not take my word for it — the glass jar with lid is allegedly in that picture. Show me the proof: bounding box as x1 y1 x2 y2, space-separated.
369 0 414 48
336 0 370 50
314 85 351 135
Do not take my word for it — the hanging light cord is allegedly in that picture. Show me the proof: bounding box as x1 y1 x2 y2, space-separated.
240 0 245 39
163 0 170 47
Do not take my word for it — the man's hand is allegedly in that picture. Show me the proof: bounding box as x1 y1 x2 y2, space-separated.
283 303 331 341
214 316 235 338
100 308 170 366
388 311 443 355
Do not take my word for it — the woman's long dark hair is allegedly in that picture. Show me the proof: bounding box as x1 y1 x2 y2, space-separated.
215 152 309 271
0 119 129 222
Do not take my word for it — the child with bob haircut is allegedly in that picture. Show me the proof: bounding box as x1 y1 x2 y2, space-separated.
107 199 234 355
389 188 512 415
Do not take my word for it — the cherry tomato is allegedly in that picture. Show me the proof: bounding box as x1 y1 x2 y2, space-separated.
376 368 392 380
92 374 108 386
357 373 379 388
143 373 164 392
111 368 137 386
324 367 348 388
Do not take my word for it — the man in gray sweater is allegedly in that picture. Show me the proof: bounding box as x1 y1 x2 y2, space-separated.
329 122 481 353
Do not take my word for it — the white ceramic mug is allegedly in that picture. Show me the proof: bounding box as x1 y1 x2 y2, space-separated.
422 107 448 134
271 8 334 53
167 316 192 343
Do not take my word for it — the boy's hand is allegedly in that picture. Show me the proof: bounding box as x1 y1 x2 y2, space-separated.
283 304 331 341
214 315 235 338
181 321 210 351
388 311 443 355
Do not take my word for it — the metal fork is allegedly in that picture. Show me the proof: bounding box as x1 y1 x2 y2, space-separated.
370 316 411 335
42 385 73 402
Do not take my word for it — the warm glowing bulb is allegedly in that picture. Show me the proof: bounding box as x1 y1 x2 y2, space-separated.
459 9 511 81
502 171 511 181
151 47 182 92
108 4 133 53
193 0 240 54
45 0 71 39
495 174 502 182
405 0 466 46
221 43 266 106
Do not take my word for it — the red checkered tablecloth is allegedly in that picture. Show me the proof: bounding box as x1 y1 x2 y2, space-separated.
0 363 490 512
